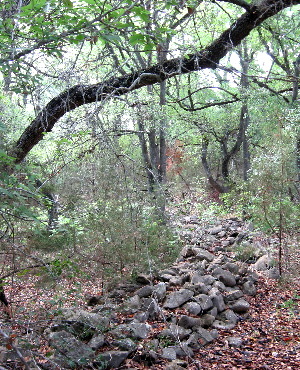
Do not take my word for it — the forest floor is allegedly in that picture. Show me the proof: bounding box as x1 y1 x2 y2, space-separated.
1 219 300 369
192 276 300 370
3 270 300 369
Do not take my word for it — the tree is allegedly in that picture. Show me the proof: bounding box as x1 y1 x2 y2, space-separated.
4 0 300 165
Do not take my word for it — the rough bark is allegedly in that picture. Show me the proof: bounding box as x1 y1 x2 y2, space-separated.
137 119 155 192
201 137 228 193
293 55 300 182
9 0 300 163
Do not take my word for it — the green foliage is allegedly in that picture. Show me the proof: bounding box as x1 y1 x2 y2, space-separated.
280 293 300 316
0 165 42 237
48 257 80 278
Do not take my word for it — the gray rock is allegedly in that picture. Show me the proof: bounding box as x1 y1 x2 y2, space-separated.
224 288 244 302
159 268 178 276
200 314 215 328
163 289 194 309
253 255 272 271
213 281 227 292
145 338 159 351
210 329 219 339
160 274 175 282
196 274 216 285
61 309 110 330
135 274 151 285
207 307 218 317
190 272 203 285
183 302 202 315
49 330 94 367
194 294 213 311
129 322 151 339
113 338 137 351
195 249 215 262
88 334 105 350
207 226 223 235
162 347 177 361
231 298 250 313
185 333 201 350
178 315 202 329
160 324 191 340
141 297 161 319
133 311 149 322
221 240 231 247
212 320 236 330
226 336 243 348
218 309 239 325
169 276 185 286
195 327 215 345
223 262 240 274
212 309 238 330
242 281 257 296
210 293 225 313
153 282 167 301
135 285 154 298
126 295 141 311
173 343 194 357
212 267 236 287
180 246 196 258
164 360 188 370
94 351 129 369
267 267 280 280
183 282 208 295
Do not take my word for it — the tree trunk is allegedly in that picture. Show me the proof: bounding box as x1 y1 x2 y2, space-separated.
137 118 155 192
292 55 300 183
239 42 251 181
202 137 227 193
242 104 251 180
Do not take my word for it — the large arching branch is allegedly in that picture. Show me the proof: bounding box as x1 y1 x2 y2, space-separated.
10 0 300 163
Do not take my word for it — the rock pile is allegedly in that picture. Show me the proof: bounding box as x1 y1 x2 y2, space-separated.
45 217 266 369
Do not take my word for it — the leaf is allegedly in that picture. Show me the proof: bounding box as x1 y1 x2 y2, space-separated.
129 33 145 46
62 0 73 8
132 6 150 22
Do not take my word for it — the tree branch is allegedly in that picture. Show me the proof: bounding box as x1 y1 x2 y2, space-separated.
9 0 300 163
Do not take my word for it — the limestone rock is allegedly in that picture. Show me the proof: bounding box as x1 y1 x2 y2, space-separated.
194 294 213 311
113 338 137 351
212 267 236 287
226 336 243 348
242 280 257 296
162 347 177 361
195 327 215 345
164 360 188 370
141 297 161 319
88 334 105 350
160 324 191 340
94 350 129 369
129 322 151 339
135 285 154 298
49 330 94 368
183 302 202 315
231 298 250 313
195 249 215 262
135 274 151 285
178 315 202 329
207 226 223 235
153 282 167 301
224 288 244 302
163 289 194 309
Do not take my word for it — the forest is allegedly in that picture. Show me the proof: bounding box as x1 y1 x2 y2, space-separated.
0 0 300 369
